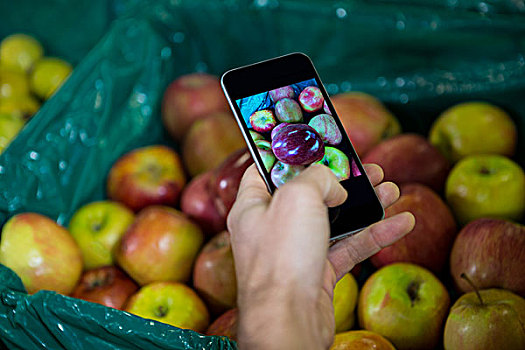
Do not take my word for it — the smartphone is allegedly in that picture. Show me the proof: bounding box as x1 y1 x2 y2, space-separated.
221 52 384 241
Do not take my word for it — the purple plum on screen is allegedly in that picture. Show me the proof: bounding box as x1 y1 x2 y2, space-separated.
271 122 290 140
275 98 303 123
255 140 276 172
271 161 305 187
308 114 342 145
269 86 295 103
316 147 351 181
299 86 324 112
250 109 277 133
271 124 325 165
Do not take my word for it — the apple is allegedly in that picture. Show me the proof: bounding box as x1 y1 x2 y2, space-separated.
68 200 134 269
429 101 517 163
371 183 457 273
206 308 238 341
71 266 138 310
125 281 209 332
363 133 450 192
358 262 450 350
182 112 245 176
298 86 324 112
333 273 359 333
270 161 305 187
210 148 253 217
330 330 396 350
161 73 230 141
0 113 24 153
308 114 342 146
323 100 331 115
115 206 204 285
250 130 264 141
0 33 43 73
255 139 276 172
180 171 226 235
0 213 82 294
316 147 351 181
443 274 525 350
272 124 325 165
210 148 254 217
450 218 525 297
30 57 72 99
271 122 290 140
331 92 401 157
274 98 303 123
249 109 277 133
445 154 525 225
0 67 30 99
0 94 40 120
107 145 186 212
269 85 294 102
193 231 237 315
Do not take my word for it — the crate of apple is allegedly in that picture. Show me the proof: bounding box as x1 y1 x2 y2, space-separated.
1 71 525 349
0 33 73 154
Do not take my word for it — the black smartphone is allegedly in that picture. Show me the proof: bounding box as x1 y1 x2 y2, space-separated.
221 52 384 241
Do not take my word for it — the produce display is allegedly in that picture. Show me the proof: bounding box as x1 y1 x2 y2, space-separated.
1 68 524 349
0 33 72 154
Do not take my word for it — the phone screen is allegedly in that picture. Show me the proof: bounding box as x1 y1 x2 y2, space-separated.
222 53 384 239
235 78 362 188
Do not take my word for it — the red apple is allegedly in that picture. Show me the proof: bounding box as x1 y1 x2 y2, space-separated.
450 218 525 297
269 85 294 103
182 112 245 176
115 206 204 285
210 148 254 217
193 231 237 315
107 145 186 212
363 133 450 192
206 308 238 341
180 171 226 235
371 183 457 273
0 213 83 295
71 266 138 310
298 86 324 112
331 92 401 157
161 73 230 141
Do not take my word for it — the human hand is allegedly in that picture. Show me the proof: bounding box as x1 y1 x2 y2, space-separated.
227 163 415 350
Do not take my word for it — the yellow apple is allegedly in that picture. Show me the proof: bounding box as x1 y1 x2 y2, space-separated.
333 272 359 333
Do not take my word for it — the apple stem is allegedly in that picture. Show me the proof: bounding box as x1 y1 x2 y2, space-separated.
460 273 484 306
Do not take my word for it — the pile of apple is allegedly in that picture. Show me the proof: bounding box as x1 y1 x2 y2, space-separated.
0 33 72 153
0 71 524 350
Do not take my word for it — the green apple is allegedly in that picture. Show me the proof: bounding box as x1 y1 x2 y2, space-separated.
0 213 83 294
30 57 72 99
330 330 396 350
0 33 43 73
254 139 276 172
358 263 450 350
125 281 209 332
316 147 350 181
333 272 358 333
445 154 525 225
444 276 525 350
0 113 24 153
429 102 517 163
69 201 134 270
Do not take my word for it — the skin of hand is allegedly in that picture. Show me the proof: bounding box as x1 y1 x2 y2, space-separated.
227 163 415 350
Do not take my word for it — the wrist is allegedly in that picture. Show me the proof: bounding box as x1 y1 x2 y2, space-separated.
237 291 325 350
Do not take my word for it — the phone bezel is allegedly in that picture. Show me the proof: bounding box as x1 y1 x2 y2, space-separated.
221 52 385 240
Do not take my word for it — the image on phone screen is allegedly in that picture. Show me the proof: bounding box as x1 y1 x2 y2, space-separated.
235 78 362 188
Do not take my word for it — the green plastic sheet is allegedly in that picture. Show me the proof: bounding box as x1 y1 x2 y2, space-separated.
1 0 524 349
